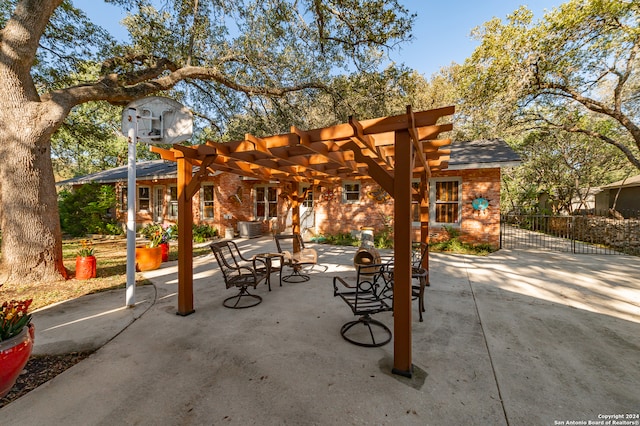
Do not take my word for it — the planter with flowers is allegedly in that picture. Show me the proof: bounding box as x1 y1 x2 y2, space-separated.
136 226 162 271
1 299 34 398
75 239 96 280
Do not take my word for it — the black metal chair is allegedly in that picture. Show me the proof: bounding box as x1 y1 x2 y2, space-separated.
333 262 393 347
380 242 429 321
274 233 318 283
411 242 429 321
209 241 268 309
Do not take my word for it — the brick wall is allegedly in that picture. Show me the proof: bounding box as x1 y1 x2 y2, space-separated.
110 167 502 247
428 168 501 247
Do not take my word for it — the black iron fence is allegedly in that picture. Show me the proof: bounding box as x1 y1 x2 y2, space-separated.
500 212 640 255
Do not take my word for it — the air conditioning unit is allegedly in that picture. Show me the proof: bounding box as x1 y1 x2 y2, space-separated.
238 221 262 238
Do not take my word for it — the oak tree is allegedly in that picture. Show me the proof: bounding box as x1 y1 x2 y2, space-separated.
0 0 414 282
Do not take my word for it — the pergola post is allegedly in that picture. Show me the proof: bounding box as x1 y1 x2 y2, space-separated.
420 174 430 281
176 154 195 316
392 129 414 377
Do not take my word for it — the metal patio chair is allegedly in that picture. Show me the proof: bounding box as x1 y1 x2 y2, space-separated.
274 233 318 283
209 240 268 309
333 262 393 347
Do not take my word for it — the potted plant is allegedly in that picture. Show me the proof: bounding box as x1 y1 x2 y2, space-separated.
0 298 35 398
159 225 174 262
75 239 96 280
135 227 163 271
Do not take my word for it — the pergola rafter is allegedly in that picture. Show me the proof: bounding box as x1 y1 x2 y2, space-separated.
151 105 455 378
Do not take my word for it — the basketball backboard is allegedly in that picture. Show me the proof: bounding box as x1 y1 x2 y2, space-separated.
121 96 193 144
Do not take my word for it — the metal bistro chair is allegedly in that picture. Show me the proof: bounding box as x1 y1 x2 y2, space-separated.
333 261 393 347
274 233 318 283
380 242 429 322
209 241 268 309
411 242 429 321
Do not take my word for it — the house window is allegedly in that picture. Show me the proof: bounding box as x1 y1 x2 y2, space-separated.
411 180 421 224
255 186 278 219
342 182 360 203
138 186 150 211
430 178 461 224
120 187 127 212
302 187 313 208
168 186 178 218
201 184 215 220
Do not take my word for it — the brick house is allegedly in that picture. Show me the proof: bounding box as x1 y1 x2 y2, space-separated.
57 139 519 248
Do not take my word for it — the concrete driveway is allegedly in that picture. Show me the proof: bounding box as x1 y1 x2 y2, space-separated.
2 238 639 425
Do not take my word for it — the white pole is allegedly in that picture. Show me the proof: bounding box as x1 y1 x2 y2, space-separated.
126 108 137 307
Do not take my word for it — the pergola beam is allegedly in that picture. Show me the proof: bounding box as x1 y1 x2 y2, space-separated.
157 105 455 378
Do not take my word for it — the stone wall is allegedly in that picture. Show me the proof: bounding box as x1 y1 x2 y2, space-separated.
574 216 640 255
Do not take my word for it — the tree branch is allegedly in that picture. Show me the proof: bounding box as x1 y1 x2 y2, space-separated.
43 64 330 108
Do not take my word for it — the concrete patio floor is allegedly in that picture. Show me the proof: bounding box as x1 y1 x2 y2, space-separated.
2 237 639 425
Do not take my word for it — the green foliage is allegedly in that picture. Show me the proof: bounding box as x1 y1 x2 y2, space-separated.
501 129 634 214
429 226 496 256
317 232 360 247
192 224 218 243
58 183 121 237
458 0 640 171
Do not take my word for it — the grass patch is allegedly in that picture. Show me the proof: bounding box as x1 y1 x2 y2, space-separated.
1 236 213 311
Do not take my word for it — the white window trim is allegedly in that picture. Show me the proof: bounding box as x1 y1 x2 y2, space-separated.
167 185 178 219
138 185 151 212
411 179 422 227
342 181 360 204
301 184 314 208
201 183 215 221
429 177 462 227
254 185 278 219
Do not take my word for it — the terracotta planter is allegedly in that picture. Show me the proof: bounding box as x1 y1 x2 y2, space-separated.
135 246 162 271
75 255 97 280
160 242 169 262
0 324 35 398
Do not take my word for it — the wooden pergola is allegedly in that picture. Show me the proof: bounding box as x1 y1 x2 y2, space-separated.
151 105 454 377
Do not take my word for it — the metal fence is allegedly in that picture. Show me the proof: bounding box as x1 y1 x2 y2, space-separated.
500 213 640 255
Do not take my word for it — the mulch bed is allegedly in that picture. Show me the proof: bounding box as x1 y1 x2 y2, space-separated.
0 352 93 408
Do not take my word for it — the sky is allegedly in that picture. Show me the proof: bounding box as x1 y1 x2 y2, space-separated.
77 0 566 78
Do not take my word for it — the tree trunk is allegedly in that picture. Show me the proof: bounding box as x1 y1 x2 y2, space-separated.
0 104 68 283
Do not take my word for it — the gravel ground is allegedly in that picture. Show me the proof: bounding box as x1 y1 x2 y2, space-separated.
0 352 92 408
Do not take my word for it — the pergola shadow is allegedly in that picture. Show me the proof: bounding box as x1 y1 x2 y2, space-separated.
151 106 455 377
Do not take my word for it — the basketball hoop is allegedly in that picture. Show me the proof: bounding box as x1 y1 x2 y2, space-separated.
121 96 193 144
121 96 193 308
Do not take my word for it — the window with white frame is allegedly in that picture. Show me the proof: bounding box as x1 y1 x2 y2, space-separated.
201 184 215 220
302 186 313 208
255 186 278 219
411 180 421 224
120 186 127 212
168 186 178 218
138 186 150 211
342 182 360 203
430 178 462 225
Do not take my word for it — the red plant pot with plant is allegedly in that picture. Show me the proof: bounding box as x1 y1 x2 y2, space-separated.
0 299 34 398
76 255 97 279
160 242 169 262
75 239 97 279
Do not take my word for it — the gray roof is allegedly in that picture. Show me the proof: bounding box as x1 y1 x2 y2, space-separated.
57 139 520 185
446 139 521 170
598 174 640 190
57 160 177 185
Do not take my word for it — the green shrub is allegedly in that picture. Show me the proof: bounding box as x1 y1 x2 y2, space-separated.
192 224 217 242
429 227 497 256
58 183 121 236
316 232 359 246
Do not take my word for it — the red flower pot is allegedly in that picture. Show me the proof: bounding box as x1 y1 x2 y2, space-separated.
160 242 169 262
0 323 35 398
76 255 97 280
135 246 162 271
